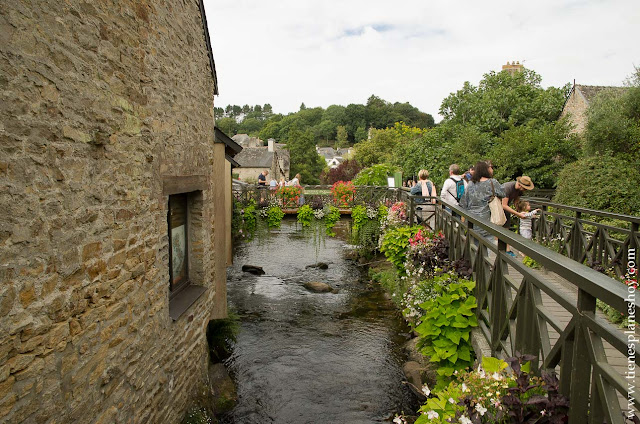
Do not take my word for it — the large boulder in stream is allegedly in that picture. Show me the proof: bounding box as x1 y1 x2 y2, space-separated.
303 281 337 293
242 264 265 275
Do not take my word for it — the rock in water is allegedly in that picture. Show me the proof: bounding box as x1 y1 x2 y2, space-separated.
242 265 265 275
303 281 334 293
305 262 329 270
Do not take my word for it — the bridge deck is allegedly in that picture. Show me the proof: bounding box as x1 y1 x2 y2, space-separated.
500 251 637 415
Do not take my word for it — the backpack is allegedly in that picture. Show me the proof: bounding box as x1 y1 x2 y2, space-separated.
449 177 465 202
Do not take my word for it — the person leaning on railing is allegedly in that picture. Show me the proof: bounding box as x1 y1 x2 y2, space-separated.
459 160 506 242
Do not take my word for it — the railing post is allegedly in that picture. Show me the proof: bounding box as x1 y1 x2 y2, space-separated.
630 222 639 267
568 289 596 422
537 204 548 242
409 197 415 225
570 211 583 261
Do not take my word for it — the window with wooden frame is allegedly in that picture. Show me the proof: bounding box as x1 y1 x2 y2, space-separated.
168 193 189 295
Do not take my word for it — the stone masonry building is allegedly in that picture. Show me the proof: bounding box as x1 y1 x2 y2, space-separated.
559 83 628 134
0 1 235 422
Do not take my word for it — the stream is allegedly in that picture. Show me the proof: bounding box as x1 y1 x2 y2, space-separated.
221 219 419 423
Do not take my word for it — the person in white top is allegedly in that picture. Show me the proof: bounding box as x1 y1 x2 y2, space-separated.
515 200 540 240
440 164 467 207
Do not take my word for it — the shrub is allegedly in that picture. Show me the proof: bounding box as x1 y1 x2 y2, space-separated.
414 278 477 384
353 163 399 186
554 154 640 216
296 204 314 227
265 205 284 227
379 225 422 275
412 355 569 424
324 205 341 236
320 159 362 184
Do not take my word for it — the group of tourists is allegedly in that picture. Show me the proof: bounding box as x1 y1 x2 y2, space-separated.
410 161 539 255
257 170 302 190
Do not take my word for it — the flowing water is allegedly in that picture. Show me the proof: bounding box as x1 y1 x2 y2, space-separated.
221 219 419 424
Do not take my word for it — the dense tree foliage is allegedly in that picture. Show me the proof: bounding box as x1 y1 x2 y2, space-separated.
215 96 435 146
554 155 640 216
353 68 572 188
285 128 326 185
555 67 640 214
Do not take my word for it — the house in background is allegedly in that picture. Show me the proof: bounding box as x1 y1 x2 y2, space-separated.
233 136 290 182
317 147 353 169
560 82 628 134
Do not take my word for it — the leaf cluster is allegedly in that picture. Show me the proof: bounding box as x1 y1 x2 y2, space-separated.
265 205 284 228
296 204 314 227
415 279 478 383
379 225 422 274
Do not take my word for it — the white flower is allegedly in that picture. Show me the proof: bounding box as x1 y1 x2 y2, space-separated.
422 385 431 396
459 416 472 424
393 416 404 424
492 372 502 380
426 410 439 419
541 410 547 416
475 403 487 416
461 383 468 392
448 397 455 404
491 398 500 407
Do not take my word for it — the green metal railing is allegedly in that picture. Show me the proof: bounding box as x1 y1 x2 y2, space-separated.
524 198 640 279
232 184 402 209
400 190 640 423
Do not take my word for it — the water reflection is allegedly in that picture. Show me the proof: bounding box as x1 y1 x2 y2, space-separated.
222 219 418 423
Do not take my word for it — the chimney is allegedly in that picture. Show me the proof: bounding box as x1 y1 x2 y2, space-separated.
267 138 275 152
502 60 524 76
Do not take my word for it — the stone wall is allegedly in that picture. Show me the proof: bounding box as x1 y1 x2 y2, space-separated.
559 88 588 134
0 1 226 423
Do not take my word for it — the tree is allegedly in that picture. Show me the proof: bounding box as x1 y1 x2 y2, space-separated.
254 104 262 113
354 126 368 143
263 103 273 113
584 86 640 159
299 102 307 111
242 104 252 114
217 117 238 136
315 119 337 142
238 117 264 136
336 126 349 149
320 159 362 184
345 103 367 142
490 120 580 188
439 68 569 136
354 122 425 167
286 128 325 184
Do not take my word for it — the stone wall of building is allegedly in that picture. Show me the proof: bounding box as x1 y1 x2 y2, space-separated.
559 88 589 134
0 1 226 423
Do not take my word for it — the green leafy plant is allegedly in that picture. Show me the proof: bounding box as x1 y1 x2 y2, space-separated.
414 279 478 385
324 205 341 236
351 205 367 233
266 205 284 227
522 255 540 269
353 163 399 186
331 180 356 207
379 225 422 275
296 204 314 227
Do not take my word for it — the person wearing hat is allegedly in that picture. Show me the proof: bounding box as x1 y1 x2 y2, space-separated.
501 176 535 255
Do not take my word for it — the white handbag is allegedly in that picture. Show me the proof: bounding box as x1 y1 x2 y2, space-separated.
489 180 507 226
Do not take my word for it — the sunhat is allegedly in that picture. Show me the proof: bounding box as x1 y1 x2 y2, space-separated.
516 176 534 190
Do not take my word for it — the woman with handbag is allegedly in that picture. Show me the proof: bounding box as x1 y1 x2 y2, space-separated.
459 160 506 242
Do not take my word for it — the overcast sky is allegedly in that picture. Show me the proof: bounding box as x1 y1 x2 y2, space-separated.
203 0 639 121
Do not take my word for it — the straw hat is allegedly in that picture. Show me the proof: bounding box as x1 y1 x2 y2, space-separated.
516 176 534 190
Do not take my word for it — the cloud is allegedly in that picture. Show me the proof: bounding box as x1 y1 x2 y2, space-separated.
204 0 640 120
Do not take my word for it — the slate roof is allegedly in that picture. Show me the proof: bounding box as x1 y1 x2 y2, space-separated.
574 84 628 104
234 147 273 168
